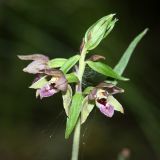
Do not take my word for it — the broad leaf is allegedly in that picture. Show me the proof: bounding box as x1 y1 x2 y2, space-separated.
86 61 128 81
66 72 78 83
62 85 72 116
81 96 95 124
65 93 84 139
60 55 80 74
29 76 48 89
114 29 148 75
48 58 67 68
107 95 124 113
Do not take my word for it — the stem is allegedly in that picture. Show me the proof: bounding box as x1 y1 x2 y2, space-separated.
71 48 87 160
71 119 81 160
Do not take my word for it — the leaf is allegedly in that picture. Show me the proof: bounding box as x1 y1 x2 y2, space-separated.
66 72 79 83
107 95 124 113
47 58 67 68
29 76 48 89
60 55 80 74
65 93 84 139
114 29 148 75
83 86 94 95
86 61 129 81
81 96 95 124
62 85 72 116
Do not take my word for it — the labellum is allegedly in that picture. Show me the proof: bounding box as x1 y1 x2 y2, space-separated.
95 89 114 117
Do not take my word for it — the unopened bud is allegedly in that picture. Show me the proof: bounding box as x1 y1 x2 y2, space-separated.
84 14 118 51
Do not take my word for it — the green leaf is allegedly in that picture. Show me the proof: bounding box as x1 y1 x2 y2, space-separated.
81 96 95 124
47 58 67 68
84 14 117 51
29 76 48 89
114 29 148 75
65 93 84 139
86 61 129 81
107 95 124 113
62 85 72 116
66 72 79 83
60 55 80 74
83 86 94 95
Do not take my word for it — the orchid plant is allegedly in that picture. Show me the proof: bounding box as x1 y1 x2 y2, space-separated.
18 14 148 160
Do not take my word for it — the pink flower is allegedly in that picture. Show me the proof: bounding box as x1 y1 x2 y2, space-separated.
37 84 59 99
88 82 124 117
36 69 68 99
18 53 68 99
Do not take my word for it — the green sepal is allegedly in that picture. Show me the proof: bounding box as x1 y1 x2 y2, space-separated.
47 58 67 68
107 95 124 113
62 85 72 116
29 76 48 89
81 96 95 124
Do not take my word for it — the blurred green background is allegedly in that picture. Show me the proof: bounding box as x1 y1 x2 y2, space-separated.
0 0 160 160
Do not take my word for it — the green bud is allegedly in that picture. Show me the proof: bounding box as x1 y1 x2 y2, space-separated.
84 14 118 51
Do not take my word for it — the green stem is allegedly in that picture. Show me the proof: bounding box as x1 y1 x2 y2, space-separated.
78 49 86 81
71 48 87 160
71 119 81 160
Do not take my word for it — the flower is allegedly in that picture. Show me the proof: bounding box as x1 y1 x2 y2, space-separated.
36 69 68 99
18 54 49 74
88 82 124 117
18 54 68 99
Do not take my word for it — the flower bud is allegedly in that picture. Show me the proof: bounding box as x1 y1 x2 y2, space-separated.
84 14 118 51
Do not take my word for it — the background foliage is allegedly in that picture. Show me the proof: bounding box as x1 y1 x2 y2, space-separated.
0 0 159 160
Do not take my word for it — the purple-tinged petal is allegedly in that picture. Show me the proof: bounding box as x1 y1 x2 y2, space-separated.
96 82 124 95
88 88 97 100
111 86 124 94
23 61 48 74
37 84 59 99
18 54 49 62
96 82 115 88
99 103 114 118
55 76 68 92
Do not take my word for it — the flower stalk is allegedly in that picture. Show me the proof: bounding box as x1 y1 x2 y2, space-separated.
71 46 87 160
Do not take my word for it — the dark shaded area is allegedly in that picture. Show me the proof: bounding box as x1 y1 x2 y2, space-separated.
0 0 159 160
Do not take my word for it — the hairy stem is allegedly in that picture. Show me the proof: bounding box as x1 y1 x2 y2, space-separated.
71 48 87 160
